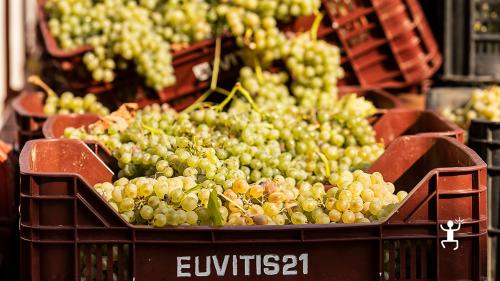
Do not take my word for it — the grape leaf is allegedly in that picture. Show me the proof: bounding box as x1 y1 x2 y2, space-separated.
208 189 224 226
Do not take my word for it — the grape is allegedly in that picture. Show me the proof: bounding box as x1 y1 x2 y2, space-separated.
148 196 160 209
153 214 167 227
341 210 355 223
328 209 341 222
291 212 308 224
138 183 154 197
186 210 199 225
397 191 408 202
177 210 188 224
124 183 138 199
119 198 134 212
301 198 318 212
140 205 154 220
181 196 199 211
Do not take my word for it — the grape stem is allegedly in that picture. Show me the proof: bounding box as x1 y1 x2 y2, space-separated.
178 185 203 207
218 192 247 213
28 75 57 97
183 87 230 113
214 84 239 111
214 83 262 114
210 37 222 90
254 55 264 85
142 124 164 136
243 29 254 49
183 89 213 113
237 85 262 114
316 151 331 178
310 12 324 41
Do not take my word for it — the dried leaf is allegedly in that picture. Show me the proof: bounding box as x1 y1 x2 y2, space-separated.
89 103 138 132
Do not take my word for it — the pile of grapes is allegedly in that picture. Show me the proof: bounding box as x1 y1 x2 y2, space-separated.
441 85 500 129
61 79 408 226
94 171 407 226
44 1 409 228
28 76 109 116
43 91 109 116
44 0 321 91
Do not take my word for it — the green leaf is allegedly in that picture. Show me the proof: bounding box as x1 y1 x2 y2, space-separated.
208 189 224 226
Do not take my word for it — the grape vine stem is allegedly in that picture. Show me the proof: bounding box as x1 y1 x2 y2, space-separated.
210 37 222 90
316 151 331 178
218 192 247 214
28 75 57 97
311 12 324 41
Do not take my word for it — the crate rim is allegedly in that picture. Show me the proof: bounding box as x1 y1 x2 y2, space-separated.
42 112 100 138
12 90 46 119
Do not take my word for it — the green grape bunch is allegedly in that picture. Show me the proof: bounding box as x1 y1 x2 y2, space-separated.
29 75 109 116
44 91 109 116
64 77 383 188
284 32 344 109
44 0 322 92
441 85 500 129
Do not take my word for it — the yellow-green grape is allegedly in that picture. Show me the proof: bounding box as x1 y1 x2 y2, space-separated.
397 191 408 202
328 209 341 222
119 198 134 212
186 210 199 225
153 214 167 227
341 210 355 223
124 183 138 199
176 210 188 225
301 198 318 212
140 205 154 220
181 196 198 212
291 212 308 224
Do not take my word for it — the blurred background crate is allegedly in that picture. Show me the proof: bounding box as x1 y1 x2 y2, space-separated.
422 0 500 84
320 0 442 89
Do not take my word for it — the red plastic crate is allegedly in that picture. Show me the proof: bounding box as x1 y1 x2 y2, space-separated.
0 225 18 280
19 136 487 281
11 92 46 150
0 141 19 280
319 0 442 88
373 109 465 147
0 141 16 226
